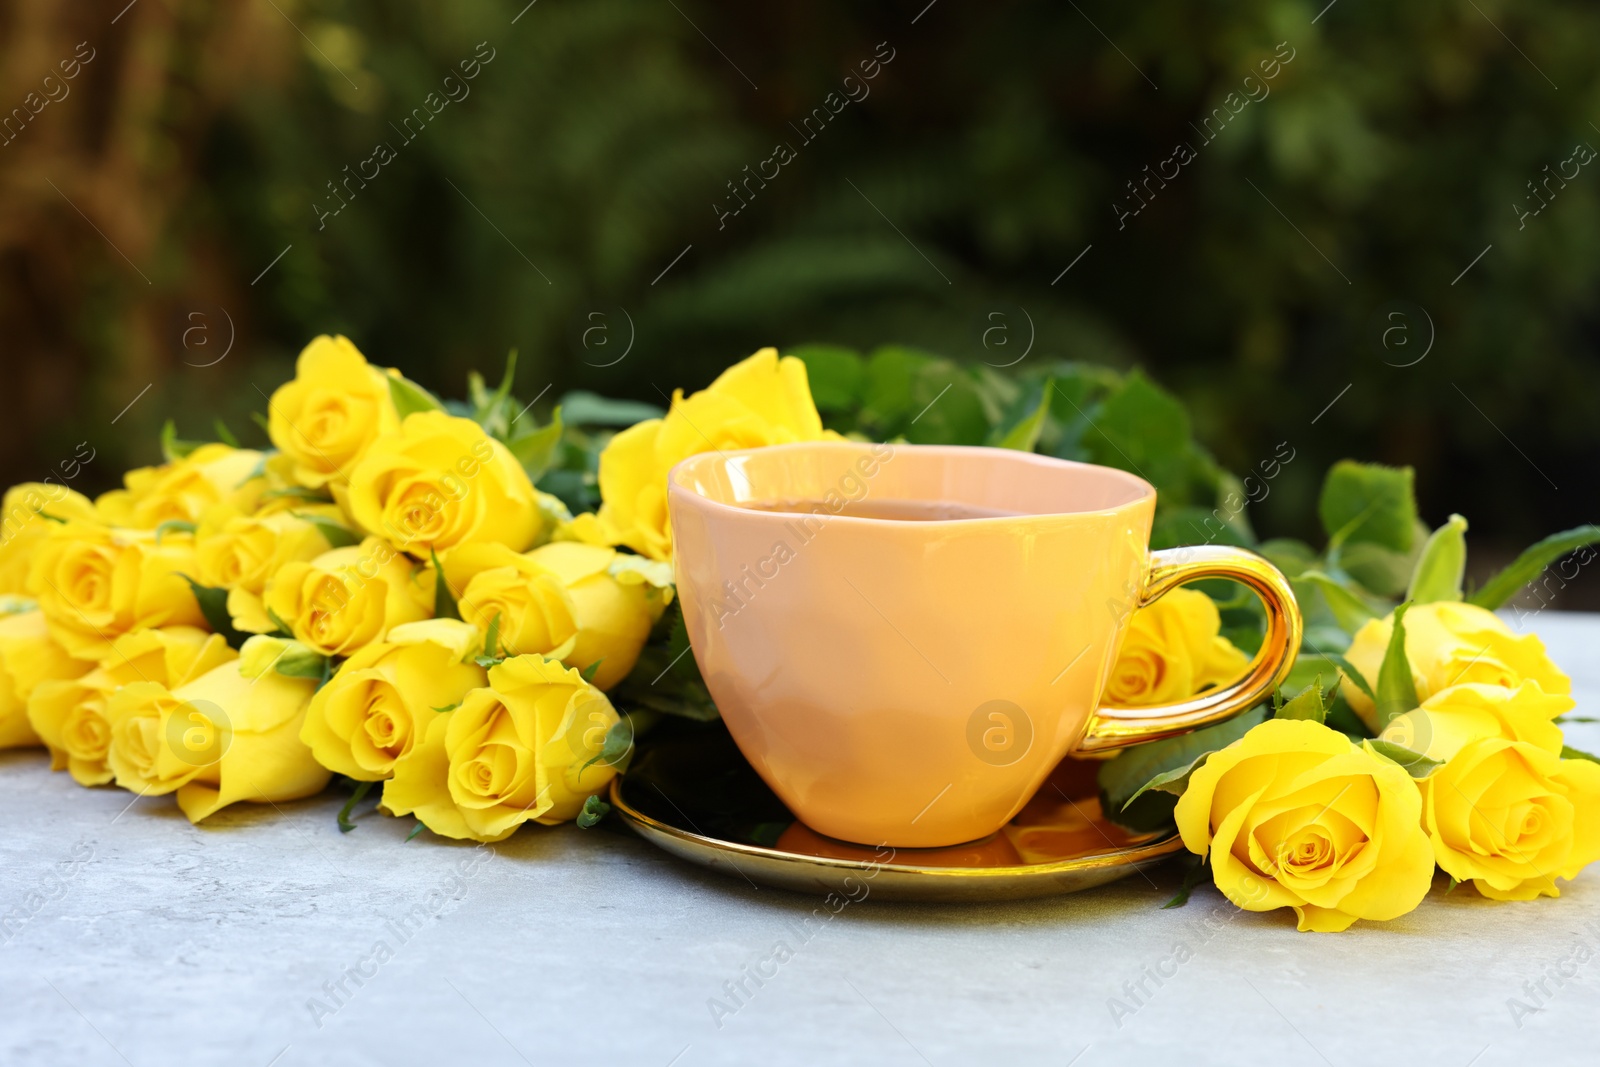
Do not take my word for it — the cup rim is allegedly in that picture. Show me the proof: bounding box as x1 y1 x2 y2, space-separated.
667 440 1156 526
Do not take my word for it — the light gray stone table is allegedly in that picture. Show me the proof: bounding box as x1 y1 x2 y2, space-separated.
4 613 1599 1067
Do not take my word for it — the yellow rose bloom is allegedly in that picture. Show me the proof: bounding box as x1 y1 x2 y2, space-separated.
527 542 660 689
262 538 431 658
28 522 206 660
1379 681 1571 763
268 334 400 488
0 483 99 595
1104 588 1250 706
1174 718 1436 932
300 619 487 781
105 659 328 822
29 626 235 786
1417 740 1600 901
444 541 657 690
1341 602 1570 732
195 505 343 633
383 655 621 841
1380 681 1599 900
346 411 540 556
96 444 266 529
0 604 93 749
446 542 577 656
594 347 833 561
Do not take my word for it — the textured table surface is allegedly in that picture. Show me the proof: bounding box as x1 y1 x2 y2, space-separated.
3 612 1598 1067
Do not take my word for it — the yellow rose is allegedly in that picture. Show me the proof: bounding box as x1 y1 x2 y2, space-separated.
1104 588 1250 706
29 626 235 786
1379 681 1571 763
195 505 343 633
382 655 621 841
1380 681 1600 900
444 541 658 690
1417 740 1600 901
28 521 206 660
594 347 833 561
300 619 487 780
1174 718 1436 932
104 659 329 823
528 542 661 689
96 444 266 529
262 538 431 658
1341 602 1570 732
0 483 99 595
268 334 400 488
0 604 92 749
346 411 540 556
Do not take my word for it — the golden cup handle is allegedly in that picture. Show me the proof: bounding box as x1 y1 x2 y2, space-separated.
1077 545 1302 753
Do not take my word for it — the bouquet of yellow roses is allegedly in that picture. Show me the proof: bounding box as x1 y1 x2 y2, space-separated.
3 331 1597 936
0 336 836 841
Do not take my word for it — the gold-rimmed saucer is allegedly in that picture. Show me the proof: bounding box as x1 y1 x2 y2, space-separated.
610 727 1183 902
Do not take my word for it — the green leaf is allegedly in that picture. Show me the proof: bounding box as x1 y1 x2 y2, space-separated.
1122 757 1208 811
1325 652 1376 704
1098 707 1267 832
557 390 664 426
1318 461 1418 553
261 485 335 504
1294 570 1383 633
1324 695 1374 741
178 575 250 650
1162 856 1209 909
213 419 241 448
1365 738 1442 778
251 411 271 436
405 820 427 842
1407 514 1468 603
790 343 865 412
154 519 197 544
1274 677 1333 723
579 659 603 684
505 406 564 483
1467 525 1600 610
1374 602 1419 730
581 717 635 774
859 344 934 427
988 378 1052 452
1148 506 1252 550
273 646 332 681
905 364 989 446
338 780 375 832
1079 370 1201 503
160 420 206 462
292 512 360 549
388 373 446 420
432 702 461 714
1257 538 1319 579
264 606 294 639
1561 744 1600 764
1339 539 1420 598
575 794 611 829
483 611 502 661
430 547 461 621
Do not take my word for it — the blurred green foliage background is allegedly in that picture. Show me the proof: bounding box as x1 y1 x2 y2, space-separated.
2 0 1597 593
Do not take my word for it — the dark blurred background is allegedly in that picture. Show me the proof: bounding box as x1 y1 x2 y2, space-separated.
2 0 1596 600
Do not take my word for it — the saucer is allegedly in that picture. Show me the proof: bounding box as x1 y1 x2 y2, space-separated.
609 726 1183 902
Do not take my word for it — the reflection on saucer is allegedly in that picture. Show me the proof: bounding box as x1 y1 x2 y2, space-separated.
774 821 1024 867
1003 795 1157 865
